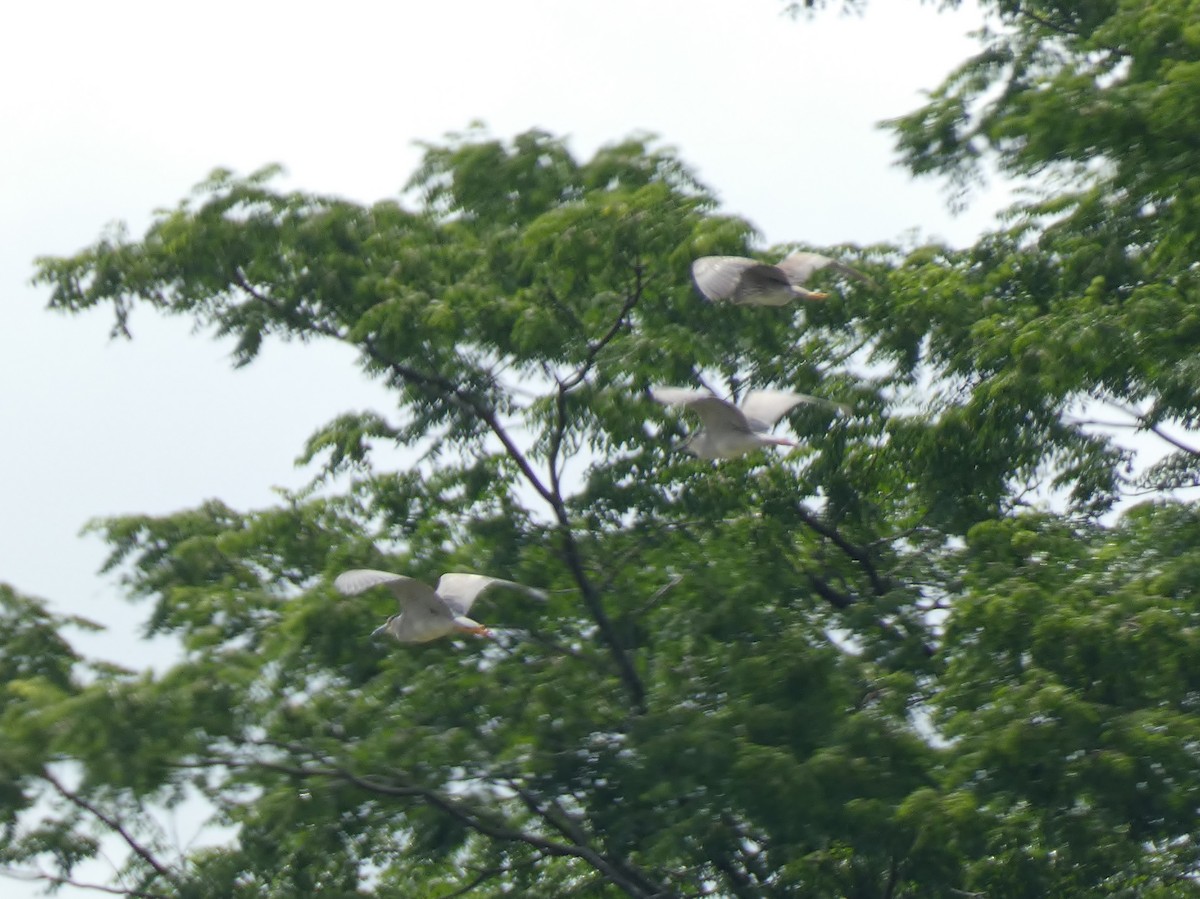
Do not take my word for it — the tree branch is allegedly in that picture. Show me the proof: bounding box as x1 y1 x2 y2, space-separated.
1103 399 1200 457
883 853 901 899
806 570 934 657
341 771 661 899
1017 6 1081 40
544 378 647 710
791 502 891 597
41 769 175 884
0 869 169 899
232 271 647 711
191 748 662 899
501 778 603 862
436 857 543 899
560 270 643 390
709 856 761 899
807 573 854 610
633 573 685 615
541 271 648 711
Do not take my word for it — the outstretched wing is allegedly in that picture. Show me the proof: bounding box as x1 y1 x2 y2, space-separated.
694 255 807 306
334 569 445 614
739 390 810 429
732 263 794 305
692 256 761 301
776 251 872 287
435 573 547 615
652 387 751 434
684 396 753 434
651 385 711 407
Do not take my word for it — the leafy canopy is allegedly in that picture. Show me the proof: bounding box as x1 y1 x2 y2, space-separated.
6 0 1200 895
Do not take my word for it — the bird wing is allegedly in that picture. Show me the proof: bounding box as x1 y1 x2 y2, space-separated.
739 390 811 429
682 396 753 434
691 256 759 301
434 573 547 615
651 386 711 407
334 569 447 615
776 252 871 286
733 263 793 304
653 386 751 433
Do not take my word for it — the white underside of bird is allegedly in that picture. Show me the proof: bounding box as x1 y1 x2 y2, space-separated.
334 569 546 644
691 251 870 306
652 386 826 459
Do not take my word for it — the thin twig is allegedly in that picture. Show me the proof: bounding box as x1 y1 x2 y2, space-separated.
1018 6 1080 39
41 769 175 884
1100 399 1200 457
561 274 643 390
436 857 547 899
0 869 169 899
634 573 685 615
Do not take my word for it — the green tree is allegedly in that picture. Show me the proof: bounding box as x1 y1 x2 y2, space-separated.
15 130 947 898
5 1 1200 895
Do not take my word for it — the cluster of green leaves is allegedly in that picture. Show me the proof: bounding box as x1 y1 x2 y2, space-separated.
5 1 1200 895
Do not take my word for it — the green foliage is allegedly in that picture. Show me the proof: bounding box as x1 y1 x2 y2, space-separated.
9 3 1200 893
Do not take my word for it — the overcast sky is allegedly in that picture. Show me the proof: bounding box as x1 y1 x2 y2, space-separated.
2 1 1003 891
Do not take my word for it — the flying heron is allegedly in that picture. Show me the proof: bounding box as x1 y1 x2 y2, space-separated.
691 252 871 306
334 569 546 644
652 386 841 459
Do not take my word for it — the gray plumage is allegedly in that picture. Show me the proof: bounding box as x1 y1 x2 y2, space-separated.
334 569 545 644
692 252 870 306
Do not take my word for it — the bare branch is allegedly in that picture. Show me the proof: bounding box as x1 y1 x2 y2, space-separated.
41 769 175 884
0 869 170 899
1091 397 1200 457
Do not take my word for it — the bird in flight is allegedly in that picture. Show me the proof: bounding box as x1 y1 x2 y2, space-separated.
691 252 871 306
651 386 843 459
334 569 546 643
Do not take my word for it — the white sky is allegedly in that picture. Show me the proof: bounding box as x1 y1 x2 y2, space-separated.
1 1 1005 893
